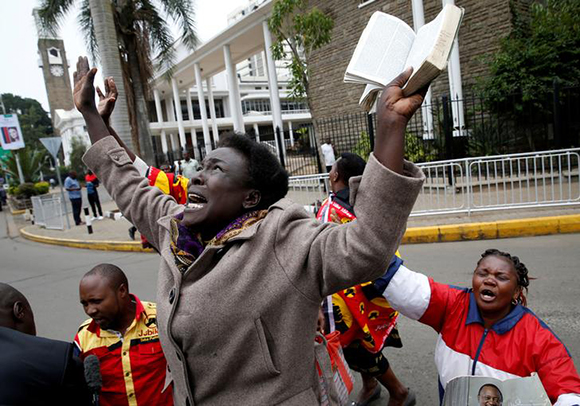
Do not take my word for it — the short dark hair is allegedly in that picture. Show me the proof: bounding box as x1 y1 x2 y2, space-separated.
478 383 503 401
336 153 366 184
83 264 129 291
218 132 289 209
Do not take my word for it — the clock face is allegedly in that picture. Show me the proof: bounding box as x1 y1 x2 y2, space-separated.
50 65 64 77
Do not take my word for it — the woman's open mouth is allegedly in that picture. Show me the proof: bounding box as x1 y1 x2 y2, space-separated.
187 193 207 209
480 289 496 302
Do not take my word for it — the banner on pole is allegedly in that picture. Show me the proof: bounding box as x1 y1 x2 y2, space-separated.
0 114 25 150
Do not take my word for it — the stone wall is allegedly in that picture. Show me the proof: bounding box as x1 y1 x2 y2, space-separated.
307 0 531 120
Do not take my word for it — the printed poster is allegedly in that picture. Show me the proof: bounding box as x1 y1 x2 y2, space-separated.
0 114 25 150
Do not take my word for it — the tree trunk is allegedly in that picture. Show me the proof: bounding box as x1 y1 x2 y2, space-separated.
88 0 134 152
125 36 154 164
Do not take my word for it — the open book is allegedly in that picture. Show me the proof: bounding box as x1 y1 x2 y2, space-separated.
344 4 464 111
442 373 551 405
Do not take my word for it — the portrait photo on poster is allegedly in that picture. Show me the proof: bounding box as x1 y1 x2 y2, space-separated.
0 115 25 150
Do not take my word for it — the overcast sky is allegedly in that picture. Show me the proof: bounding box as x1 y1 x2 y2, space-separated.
0 0 246 113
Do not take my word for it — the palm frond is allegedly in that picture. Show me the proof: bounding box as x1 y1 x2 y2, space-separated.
78 0 99 63
37 0 76 37
158 0 198 50
138 0 177 75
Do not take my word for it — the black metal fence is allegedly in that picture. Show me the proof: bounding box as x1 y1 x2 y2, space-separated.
315 85 580 165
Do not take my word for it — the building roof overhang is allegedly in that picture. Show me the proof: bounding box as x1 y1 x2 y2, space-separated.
153 0 273 96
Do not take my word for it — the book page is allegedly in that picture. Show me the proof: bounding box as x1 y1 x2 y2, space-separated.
404 6 447 74
345 12 415 86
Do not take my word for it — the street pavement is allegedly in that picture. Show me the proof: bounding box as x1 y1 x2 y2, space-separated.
1 208 580 404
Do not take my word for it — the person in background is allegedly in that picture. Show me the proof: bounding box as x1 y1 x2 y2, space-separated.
178 151 200 179
75 264 173 406
64 170 83 226
379 249 580 405
85 169 103 220
321 138 336 172
0 283 90 406
318 152 415 406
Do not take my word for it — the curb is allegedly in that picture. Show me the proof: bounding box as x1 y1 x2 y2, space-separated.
19 214 580 251
19 228 154 252
401 214 580 244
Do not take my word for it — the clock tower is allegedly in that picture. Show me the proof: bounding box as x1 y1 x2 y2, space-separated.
33 9 74 128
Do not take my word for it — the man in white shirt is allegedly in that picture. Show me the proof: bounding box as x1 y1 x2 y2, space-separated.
177 151 200 179
320 139 336 172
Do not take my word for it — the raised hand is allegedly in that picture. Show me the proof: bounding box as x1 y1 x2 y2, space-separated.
72 56 109 144
96 77 118 123
374 68 429 173
72 56 98 115
377 68 427 128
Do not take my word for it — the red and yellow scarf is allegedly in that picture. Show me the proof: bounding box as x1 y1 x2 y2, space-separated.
317 193 400 353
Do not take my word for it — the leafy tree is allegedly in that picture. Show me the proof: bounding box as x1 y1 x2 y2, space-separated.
268 0 333 107
479 0 580 108
69 136 88 176
38 0 198 164
0 94 53 150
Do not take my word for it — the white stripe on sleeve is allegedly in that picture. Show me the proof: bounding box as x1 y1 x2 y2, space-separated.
383 265 431 320
554 393 580 406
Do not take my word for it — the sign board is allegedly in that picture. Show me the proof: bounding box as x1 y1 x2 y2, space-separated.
0 114 25 150
40 137 62 160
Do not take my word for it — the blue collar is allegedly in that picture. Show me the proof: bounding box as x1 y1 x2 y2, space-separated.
465 291 525 334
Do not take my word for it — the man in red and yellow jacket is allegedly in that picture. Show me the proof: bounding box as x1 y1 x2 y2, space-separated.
74 264 172 406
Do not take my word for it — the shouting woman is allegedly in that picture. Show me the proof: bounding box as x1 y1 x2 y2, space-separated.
73 56 426 405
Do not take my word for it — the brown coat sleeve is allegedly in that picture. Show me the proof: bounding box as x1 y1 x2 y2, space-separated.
273 153 424 300
83 136 181 249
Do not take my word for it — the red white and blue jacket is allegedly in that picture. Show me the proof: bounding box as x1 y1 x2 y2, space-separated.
376 257 580 405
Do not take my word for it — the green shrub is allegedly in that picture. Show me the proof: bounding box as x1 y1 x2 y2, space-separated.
15 183 38 199
353 131 371 161
8 185 19 196
34 181 50 195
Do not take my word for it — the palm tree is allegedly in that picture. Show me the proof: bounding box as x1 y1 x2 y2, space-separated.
2 148 46 184
38 0 198 164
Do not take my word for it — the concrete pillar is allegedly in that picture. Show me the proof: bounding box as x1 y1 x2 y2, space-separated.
195 63 212 153
253 123 260 143
412 0 435 140
160 131 168 154
262 21 285 159
170 133 179 152
443 0 465 136
165 98 177 153
206 78 220 142
288 121 294 147
153 89 168 156
153 89 164 125
223 44 244 132
185 89 201 161
171 78 187 149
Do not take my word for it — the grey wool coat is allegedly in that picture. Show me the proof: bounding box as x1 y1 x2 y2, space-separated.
84 136 424 406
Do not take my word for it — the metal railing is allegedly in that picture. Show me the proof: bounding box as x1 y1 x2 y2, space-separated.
288 148 580 217
31 195 64 230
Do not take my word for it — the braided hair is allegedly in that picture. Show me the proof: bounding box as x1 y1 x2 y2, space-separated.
478 248 530 306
